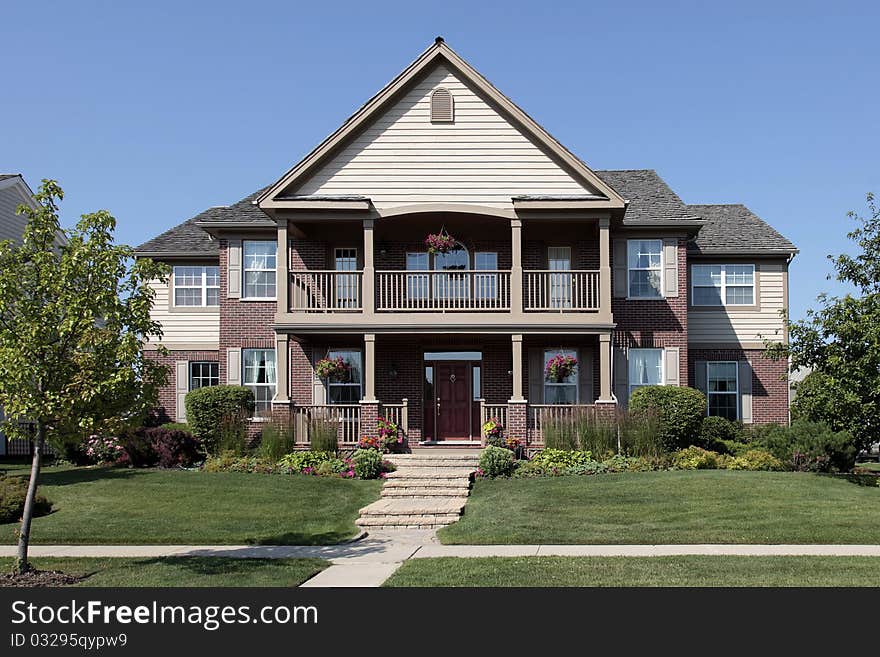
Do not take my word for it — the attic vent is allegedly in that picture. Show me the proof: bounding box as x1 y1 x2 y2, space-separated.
430 87 454 122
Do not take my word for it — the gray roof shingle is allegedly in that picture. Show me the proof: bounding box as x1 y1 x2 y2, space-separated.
688 203 797 255
595 169 700 223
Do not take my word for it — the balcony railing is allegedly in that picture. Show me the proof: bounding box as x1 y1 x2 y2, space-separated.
524 270 600 311
290 270 363 312
376 270 511 312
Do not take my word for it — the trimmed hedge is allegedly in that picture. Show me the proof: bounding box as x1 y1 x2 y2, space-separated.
0 475 52 523
185 385 255 453
629 386 706 451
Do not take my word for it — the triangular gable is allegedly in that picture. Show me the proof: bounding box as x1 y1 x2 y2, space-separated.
258 39 625 211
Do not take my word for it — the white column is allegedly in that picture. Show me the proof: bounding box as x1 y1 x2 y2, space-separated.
511 218 523 314
511 333 524 401
273 333 290 403
598 332 612 402
599 217 611 316
363 333 377 402
277 220 289 314
362 219 375 315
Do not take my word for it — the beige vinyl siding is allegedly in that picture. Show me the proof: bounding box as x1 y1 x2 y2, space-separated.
294 63 594 207
148 279 219 345
0 186 30 243
688 262 787 344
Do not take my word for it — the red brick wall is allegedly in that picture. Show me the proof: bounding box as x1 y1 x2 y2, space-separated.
688 347 789 425
146 349 219 423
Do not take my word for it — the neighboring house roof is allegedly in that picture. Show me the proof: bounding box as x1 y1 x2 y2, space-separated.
595 169 700 225
688 203 798 255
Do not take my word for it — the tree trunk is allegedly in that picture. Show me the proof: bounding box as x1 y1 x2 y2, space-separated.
16 422 44 575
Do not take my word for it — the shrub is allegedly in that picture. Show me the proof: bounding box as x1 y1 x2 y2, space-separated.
0 475 52 523
531 448 594 470
629 386 706 450
479 445 516 478
672 446 722 470
160 422 191 433
204 454 277 474
698 416 741 453
277 451 337 473
749 420 856 472
259 421 296 463
377 416 404 452
309 418 339 454
352 448 384 479
82 435 126 464
185 385 255 453
618 410 665 458
119 430 156 467
719 439 751 456
144 427 201 468
513 459 550 478
218 411 249 456
728 449 784 471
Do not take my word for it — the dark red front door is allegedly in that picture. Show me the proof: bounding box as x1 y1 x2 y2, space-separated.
435 361 471 440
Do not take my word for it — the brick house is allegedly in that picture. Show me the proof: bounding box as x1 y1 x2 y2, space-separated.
136 39 796 448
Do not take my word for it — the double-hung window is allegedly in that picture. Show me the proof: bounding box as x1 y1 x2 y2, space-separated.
692 265 755 306
173 266 220 307
627 240 663 299
406 252 429 301
543 348 578 404
548 247 572 308
474 252 498 301
326 349 362 404
243 241 277 299
243 349 276 415
707 362 738 420
334 248 359 309
189 362 219 390
628 348 663 397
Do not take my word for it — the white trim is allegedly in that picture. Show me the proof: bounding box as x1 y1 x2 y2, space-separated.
627 348 664 397
172 265 220 307
188 361 220 391
542 348 579 404
626 239 664 300
325 347 364 404
691 264 756 307
242 240 278 301
242 348 277 416
706 361 740 420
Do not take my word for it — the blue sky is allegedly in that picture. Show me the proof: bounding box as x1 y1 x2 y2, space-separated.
2 1 877 320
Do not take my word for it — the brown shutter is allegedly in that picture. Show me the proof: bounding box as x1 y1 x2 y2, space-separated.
739 360 753 424
528 348 543 403
175 361 189 422
227 239 242 298
613 346 628 408
613 239 627 298
664 347 680 386
226 348 241 385
663 238 678 298
578 347 593 403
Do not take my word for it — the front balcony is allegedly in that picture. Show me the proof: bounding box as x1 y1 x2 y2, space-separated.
288 269 602 314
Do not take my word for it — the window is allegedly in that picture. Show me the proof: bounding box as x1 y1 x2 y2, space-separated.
692 264 755 306
707 362 738 420
628 349 663 397
173 266 220 307
472 365 481 401
334 248 358 308
430 87 454 122
189 362 219 390
326 349 362 404
434 244 469 300
242 349 276 415
548 246 572 308
627 240 663 299
474 252 498 300
543 348 578 404
406 252 429 300
243 241 277 299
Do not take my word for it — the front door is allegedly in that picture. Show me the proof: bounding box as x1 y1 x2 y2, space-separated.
435 361 471 440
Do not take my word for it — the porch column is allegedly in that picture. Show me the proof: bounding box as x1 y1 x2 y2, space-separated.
276 220 289 314
598 332 613 402
510 333 524 401
598 217 611 314
363 333 377 402
272 332 290 404
362 218 375 314
510 218 523 314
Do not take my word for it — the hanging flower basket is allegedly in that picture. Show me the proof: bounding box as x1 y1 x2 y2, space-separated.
424 230 457 255
316 356 351 382
544 354 578 383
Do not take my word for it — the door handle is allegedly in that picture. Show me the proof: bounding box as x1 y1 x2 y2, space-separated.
437 397 441 415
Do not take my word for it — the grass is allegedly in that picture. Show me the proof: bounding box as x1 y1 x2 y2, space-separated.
856 461 880 472
385 556 880 587
0 557 327 587
0 464 381 545
439 470 880 544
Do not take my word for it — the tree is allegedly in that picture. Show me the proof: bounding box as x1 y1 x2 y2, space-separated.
767 193 880 450
0 180 168 574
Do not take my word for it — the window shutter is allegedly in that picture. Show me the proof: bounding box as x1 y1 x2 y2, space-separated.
175 361 189 422
227 239 242 298
528 349 543 403
664 347 680 386
227 348 241 385
695 360 708 397
663 238 678 298
578 347 593 403
739 360 753 424
312 348 326 404
613 239 627 298
430 88 454 122
613 346 628 408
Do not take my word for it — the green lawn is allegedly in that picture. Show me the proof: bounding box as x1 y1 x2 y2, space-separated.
385 556 880 587
439 470 880 544
0 466 381 545
0 557 327 587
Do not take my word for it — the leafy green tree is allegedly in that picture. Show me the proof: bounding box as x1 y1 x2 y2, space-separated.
767 193 880 449
0 180 168 574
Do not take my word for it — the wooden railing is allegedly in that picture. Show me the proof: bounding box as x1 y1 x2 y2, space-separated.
376 270 511 312
380 399 409 436
527 404 598 446
290 270 363 312
479 400 508 442
292 404 361 447
524 270 600 311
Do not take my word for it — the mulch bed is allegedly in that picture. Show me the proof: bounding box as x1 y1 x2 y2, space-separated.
0 569 83 587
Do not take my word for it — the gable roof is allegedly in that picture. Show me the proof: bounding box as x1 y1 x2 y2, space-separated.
687 203 797 255
257 38 626 210
595 169 700 224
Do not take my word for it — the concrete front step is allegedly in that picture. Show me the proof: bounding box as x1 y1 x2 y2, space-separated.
387 459 479 469
355 515 460 528
359 498 466 516
385 468 474 480
382 487 469 498
382 478 470 489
